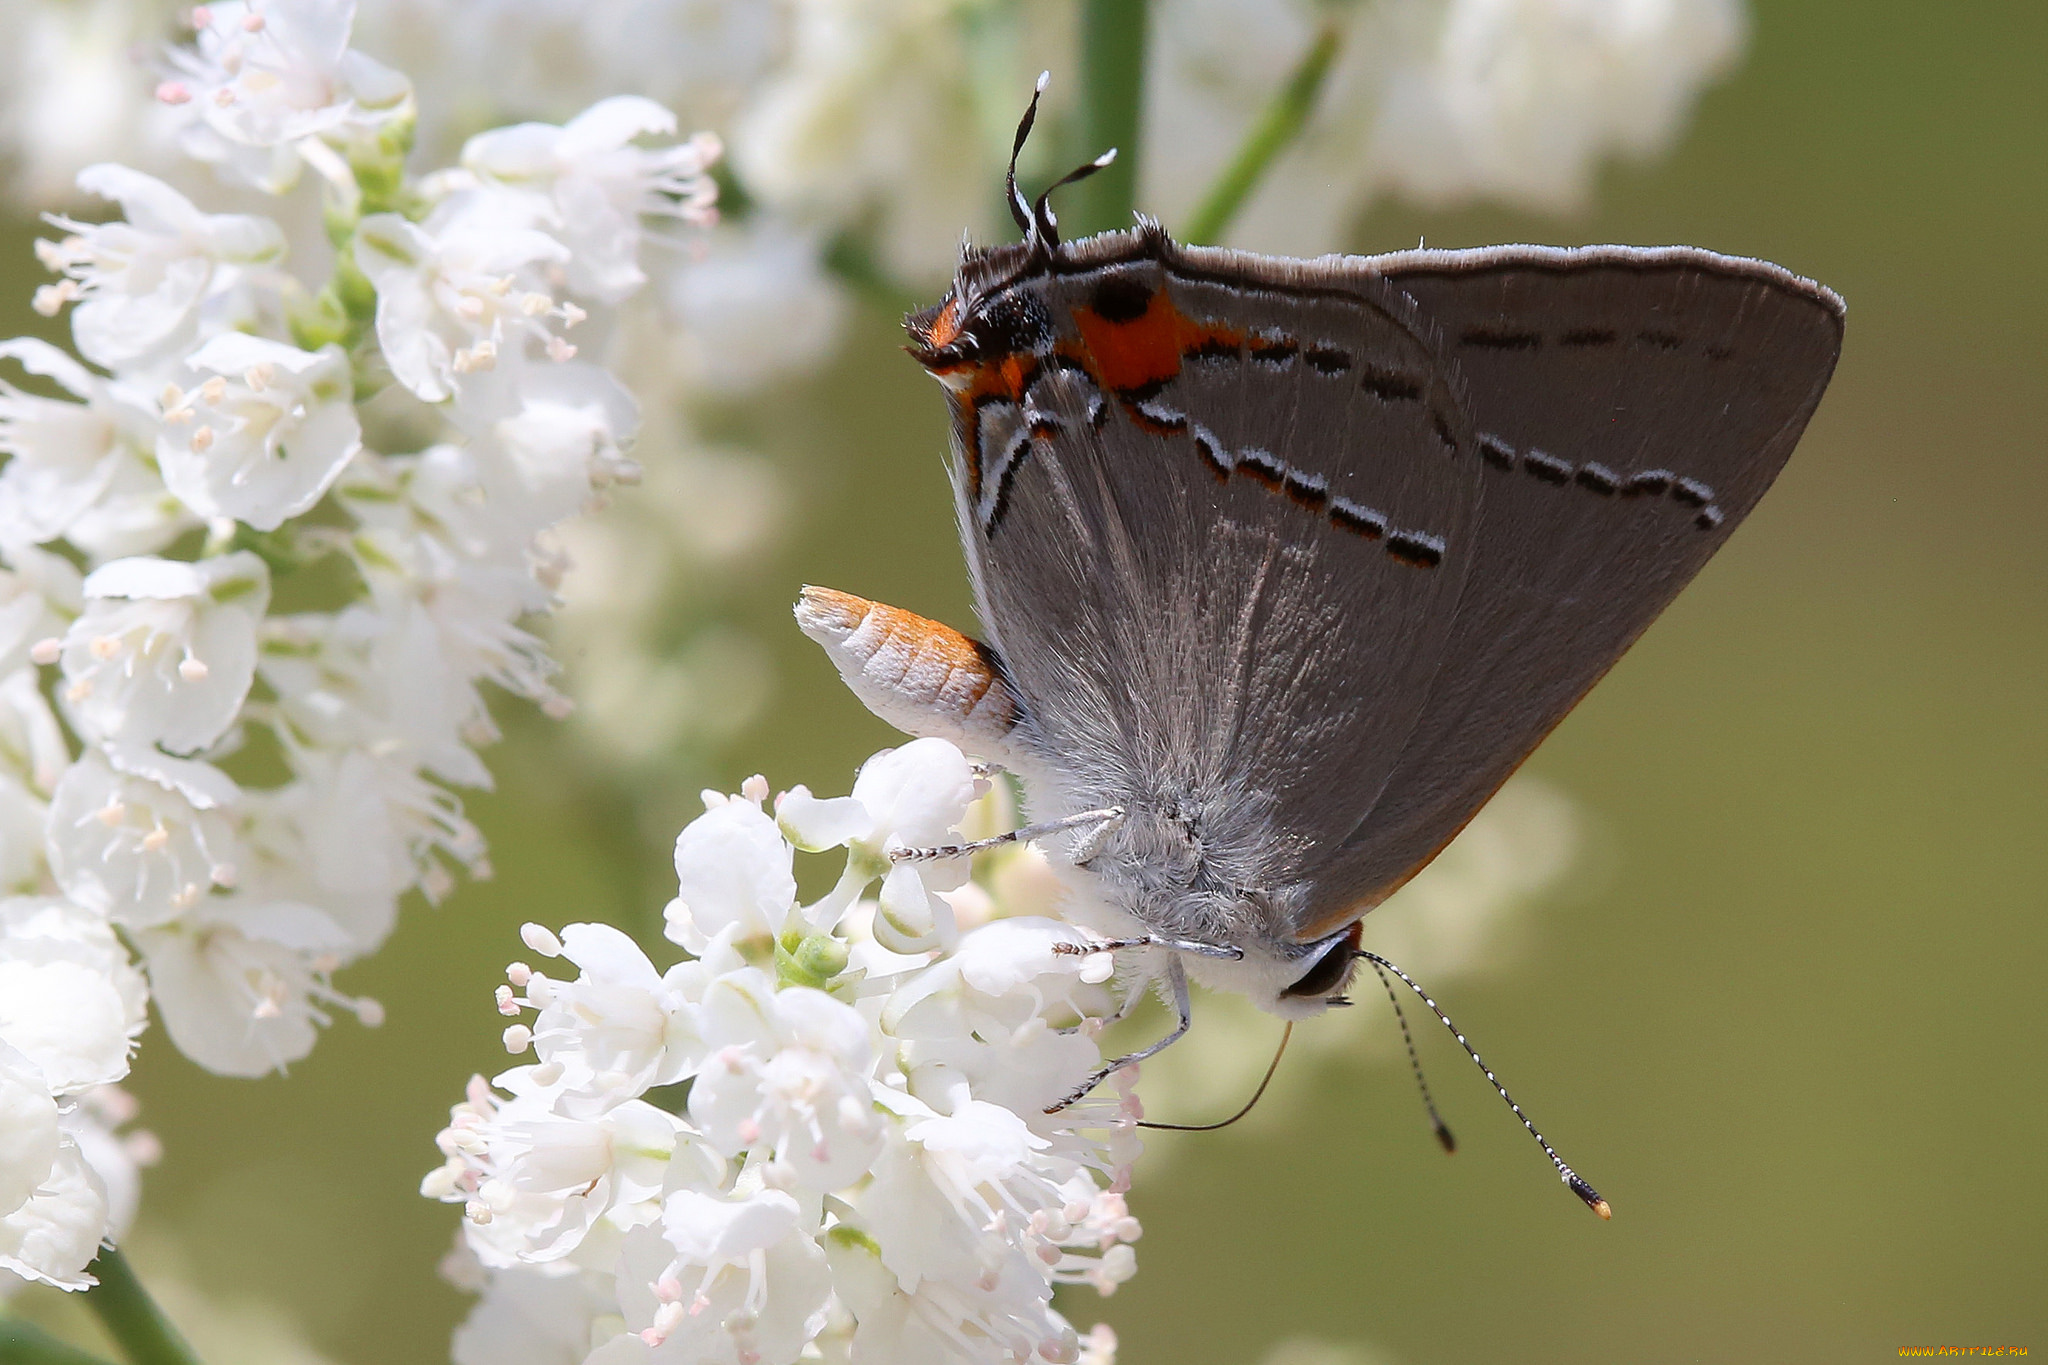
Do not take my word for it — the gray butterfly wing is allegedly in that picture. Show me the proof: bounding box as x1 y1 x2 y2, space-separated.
1291 245 1847 939
951 234 1485 914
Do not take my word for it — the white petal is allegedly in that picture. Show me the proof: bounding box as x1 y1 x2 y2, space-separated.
776 786 871 852
0 1137 107 1291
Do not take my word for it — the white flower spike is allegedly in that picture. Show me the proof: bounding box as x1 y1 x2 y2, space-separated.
433 743 1138 1365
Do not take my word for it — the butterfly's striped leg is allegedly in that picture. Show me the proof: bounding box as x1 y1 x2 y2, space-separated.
887 806 1124 865
1045 955 1192 1113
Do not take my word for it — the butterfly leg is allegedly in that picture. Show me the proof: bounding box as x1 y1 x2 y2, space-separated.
888 806 1124 864
1045 956 1192 1113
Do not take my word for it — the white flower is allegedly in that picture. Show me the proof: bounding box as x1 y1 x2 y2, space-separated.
36 165 285 374
521 922 707 1110
450 1261 617 1365
46 751 240 929
438 752 1141 1365
0 897 149 1095
0 1134 107 1291
165 0 415 194
0 337 157 547
130 895 365 1077
59 553 269 756
353 209 573 404
778 737 985 951
475 364 644 530
1370 0 1749 212
882 918 1110 1118
690 972 883 1191
425 1064 694 1266
664 793 797 957
259 600 489 793
0 1043 60 1218
610 1189 833 1365
156 335 362 531
267 744 487 908
461 95 721 304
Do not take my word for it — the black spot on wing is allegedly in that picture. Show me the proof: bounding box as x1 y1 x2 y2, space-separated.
1521 448 1573 485
1090 272 1154 323
1460 328 1542 351
1478 433 1517 470
1386 529 1444 568
1359 368 1423 403
1237 447 1285 488
1574 462 1619 495
1329 498 1387 539
1250 334 1298 367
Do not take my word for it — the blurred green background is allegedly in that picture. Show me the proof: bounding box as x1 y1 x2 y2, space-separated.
10 0 2047 1361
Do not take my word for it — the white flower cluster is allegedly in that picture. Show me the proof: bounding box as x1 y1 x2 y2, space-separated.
2 0 1744 267
0 0 720 1291
425 739 1141 1365
1145 0 1749 253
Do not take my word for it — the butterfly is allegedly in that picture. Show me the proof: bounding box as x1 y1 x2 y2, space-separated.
797 87 1842 1209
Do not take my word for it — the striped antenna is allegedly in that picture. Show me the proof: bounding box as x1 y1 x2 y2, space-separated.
1362 956 1457 1153
1357 949 1611 1220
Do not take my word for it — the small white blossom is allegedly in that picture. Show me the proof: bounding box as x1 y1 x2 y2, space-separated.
156 335 362 531
690 971 883 1191
0 1043 61 1218
611 1192 833 1365
522 922 707 1111
778 737 985 951
0 896 150 1095
59 552 269 756
46 751 242 930
461 96 721 304
0 338 159 548
664 793 797 957
354 209 573 404
164 0 415 194
130 894 365 1078
0 1133 108 1291
37 164 285 375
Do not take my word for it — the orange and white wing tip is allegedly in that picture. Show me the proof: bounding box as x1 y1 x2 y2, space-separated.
794 587 1023 755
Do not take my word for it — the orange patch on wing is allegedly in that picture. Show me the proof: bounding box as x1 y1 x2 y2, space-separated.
1073 289 1189 393
1071 291 1245 397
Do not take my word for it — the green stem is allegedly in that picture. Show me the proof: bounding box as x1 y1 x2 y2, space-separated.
1072 0 1149 237
1181 22 1344 245
0 1317 121 1365
79 1250 201 1365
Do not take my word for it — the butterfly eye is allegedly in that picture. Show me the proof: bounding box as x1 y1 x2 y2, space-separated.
1281 935 1356 999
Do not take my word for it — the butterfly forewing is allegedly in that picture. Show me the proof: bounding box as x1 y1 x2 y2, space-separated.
1286 246 1846 938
